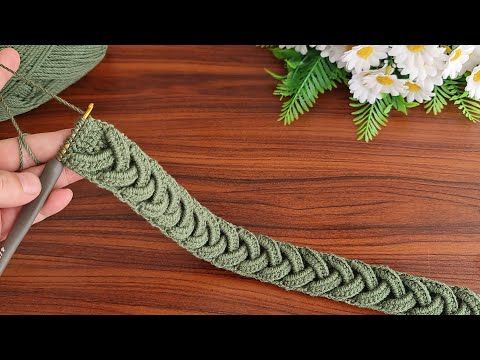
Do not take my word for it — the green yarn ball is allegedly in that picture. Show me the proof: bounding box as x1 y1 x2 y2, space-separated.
0 45 108 121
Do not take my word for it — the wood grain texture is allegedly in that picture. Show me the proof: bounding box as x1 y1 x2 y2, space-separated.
0 45 479 315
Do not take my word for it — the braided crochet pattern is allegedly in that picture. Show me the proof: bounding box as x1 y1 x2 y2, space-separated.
59 117 480 315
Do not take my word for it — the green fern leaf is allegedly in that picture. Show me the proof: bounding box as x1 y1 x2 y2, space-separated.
391 95 419 115
443 76 480 122
270 48 303 66
275 51 347 125
451 93 480 122
351 96 393 142
425 84 452 115
264 68 285 81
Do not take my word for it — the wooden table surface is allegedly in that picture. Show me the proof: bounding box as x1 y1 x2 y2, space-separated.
0 45 479 315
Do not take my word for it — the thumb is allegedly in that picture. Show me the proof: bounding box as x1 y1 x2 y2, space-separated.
0 48 20 90
0 170 41 208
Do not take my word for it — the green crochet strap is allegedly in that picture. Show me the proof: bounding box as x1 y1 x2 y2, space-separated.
58 117 480 315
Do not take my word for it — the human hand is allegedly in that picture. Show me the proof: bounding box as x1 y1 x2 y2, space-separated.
0 48 83 241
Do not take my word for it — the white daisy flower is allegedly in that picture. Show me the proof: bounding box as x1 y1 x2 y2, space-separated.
349 66 403 104
363 67 405 97
319 45 352 68
461 46 480 74
310 45 327 51
348 68 384 104
342 45 389 73
402 80 434 103
279 45 309 55
422 73 444 92
443 45 475 79
389 45 447 82
466 65 480 100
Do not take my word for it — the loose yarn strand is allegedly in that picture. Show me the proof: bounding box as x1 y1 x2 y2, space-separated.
0 95 40 171
0 62 86 170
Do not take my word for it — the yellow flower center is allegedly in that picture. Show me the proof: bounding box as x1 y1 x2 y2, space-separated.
407 45 425 53
406 81 421 92
376 75 394 86
357 46 373 59
450 48 462 62
474 70 480 82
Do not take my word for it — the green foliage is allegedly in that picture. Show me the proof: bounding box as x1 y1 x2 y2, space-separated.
448 76 480 122
451 93 480 122
267 49 347 125
424 76 480 122
350 95 393 142
266 47 480 142
391 95 419 115
424 80 456 115
350 95 419 142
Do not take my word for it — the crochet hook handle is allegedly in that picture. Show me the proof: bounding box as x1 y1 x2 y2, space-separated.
0 158 64 277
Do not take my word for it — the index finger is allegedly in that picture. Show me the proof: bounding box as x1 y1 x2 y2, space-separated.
0 48 20 89
0 129 72 171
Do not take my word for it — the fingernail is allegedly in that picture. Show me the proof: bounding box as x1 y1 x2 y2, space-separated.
16 172 41 195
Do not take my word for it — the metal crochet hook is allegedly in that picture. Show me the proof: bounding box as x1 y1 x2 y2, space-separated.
0 103 94 277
